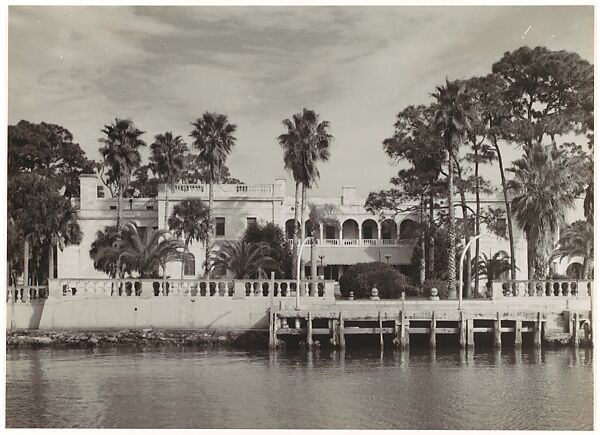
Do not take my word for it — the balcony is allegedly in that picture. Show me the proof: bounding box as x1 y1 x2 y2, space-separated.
287 238 415 247
164 183 283 199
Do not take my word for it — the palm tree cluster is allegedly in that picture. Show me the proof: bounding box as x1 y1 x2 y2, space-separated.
370 46 593 295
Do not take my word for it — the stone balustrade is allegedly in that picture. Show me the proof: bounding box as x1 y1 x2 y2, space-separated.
6 286 48 303
491 279 593 300
169 183 274 197
46 278 334 301
286 238 413 247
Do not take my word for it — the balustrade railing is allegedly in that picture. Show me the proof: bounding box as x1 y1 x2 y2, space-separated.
7 286 48 303
287 238 413 247
47 278 334 301
491 279 593 300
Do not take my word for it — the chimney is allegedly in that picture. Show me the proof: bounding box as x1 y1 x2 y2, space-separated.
79 174 98 210
342 186 357 205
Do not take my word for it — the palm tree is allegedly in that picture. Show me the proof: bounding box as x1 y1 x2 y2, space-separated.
92 222 188 279
508 143 585 279
98 119 146 277
149 132 189 229
89 225 122 278
168 199 210 279
472 251 514 293
43 196 83 281
552 220 594 279
190 112 237 276
98 118 146 233
431 79 472 298
210 241 278 279
278 108 333 279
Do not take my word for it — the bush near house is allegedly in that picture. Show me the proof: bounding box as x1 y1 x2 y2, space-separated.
339 262 408 299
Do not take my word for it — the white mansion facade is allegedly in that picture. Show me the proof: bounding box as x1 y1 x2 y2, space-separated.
55 173 583 282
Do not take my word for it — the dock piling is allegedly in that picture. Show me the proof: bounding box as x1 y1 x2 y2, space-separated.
534 312 542 347
514 320 522 348
466 317 474 349
494 312 502 348
378 311 384 349
338 312 345 350
459 311 466 349
430 311 436 349
307 311 313 346
573 312 580 348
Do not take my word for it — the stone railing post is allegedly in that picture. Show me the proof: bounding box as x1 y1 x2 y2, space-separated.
491 281 503 300
47 279 62 300
324 281 335 301
233 280 247 300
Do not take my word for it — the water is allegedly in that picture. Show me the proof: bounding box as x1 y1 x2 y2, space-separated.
6 346 593 430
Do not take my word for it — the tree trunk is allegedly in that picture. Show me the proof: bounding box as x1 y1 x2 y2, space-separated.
300 183 307 280
310 233 317 295
292 181 301 279
181 240 189 281
474 144 481 297
206 178 214 278
23 238 29 286
427 194 435 280
419 194 426 285
48 243 54 282
116 190 123 278
447 146 457 299
493 136 517 281
583 256 593 279
455 160 471 299
164 182 170 230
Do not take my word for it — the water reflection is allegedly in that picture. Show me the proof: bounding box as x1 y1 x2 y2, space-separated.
6 346 593 430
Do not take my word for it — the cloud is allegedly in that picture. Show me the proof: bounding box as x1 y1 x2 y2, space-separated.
8 5 594 196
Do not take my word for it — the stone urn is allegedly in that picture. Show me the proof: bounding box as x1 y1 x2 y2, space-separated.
370 287 380 301
348 291 354 301
429 287 440 301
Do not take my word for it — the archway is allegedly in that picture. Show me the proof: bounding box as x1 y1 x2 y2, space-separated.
566 262 584 279
285 219 299 240
399 219 418 239
361 219 378 242
381 219 397 240
342 219 359 240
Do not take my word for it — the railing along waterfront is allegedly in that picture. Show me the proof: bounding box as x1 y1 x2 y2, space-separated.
286 239 415 247
46 278 334 301
491 279 593 299
7 286 48 303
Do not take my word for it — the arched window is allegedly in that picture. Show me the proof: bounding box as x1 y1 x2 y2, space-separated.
566 262 584 279
184 255 196 276
399 219 418 239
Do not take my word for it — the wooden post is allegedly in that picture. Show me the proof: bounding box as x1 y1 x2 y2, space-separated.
467 318 474 349
307 311 313 346
514 320 522 348
330 318 337 347
430 311 436 349
399 311 410 349
394 311 401 347
459 311 466 349
294 317 301 330
573 312 580 348
534 312 542 347
339 312 345 350
272 311 278 348
378 311 384 349
494 312 502 348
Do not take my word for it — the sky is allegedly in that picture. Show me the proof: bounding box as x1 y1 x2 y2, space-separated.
7 5 595 198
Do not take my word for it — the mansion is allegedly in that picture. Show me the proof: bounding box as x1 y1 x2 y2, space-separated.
54 173 584 283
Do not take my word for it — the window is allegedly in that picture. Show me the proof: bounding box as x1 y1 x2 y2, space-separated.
97 186 105 198
216 217 225 236
109 205 117 210
325 225 336 239
184 255 196 276
146 205 154 210
247 217 257 229
363 226 373 239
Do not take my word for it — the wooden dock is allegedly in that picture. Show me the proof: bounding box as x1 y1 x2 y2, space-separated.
269 308 592 349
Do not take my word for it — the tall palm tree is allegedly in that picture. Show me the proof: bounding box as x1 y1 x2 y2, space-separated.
98 118 146 277
552 220 594 279
168 199 210 279
190 112 237 276
431 79 472 298
89 225 122 277
508 143 585 279
149 132 189 229
472 251 514 292
278 108 332 279
210 241 278 279
92 222 188 279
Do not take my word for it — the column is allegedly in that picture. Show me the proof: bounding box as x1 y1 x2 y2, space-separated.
358 224 363 245
338 224 343 245
319 223 324 242
377 222 382 244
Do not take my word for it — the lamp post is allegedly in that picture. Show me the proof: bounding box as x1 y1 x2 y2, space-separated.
296 237 313 310
458 234 483 311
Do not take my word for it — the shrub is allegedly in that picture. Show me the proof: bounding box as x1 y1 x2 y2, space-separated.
422 279 449 299
339 262 408 299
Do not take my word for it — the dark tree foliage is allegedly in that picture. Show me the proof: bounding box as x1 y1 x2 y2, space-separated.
242 221 293 278
339 262 408 299
8 120 97 197
411 226 461 282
